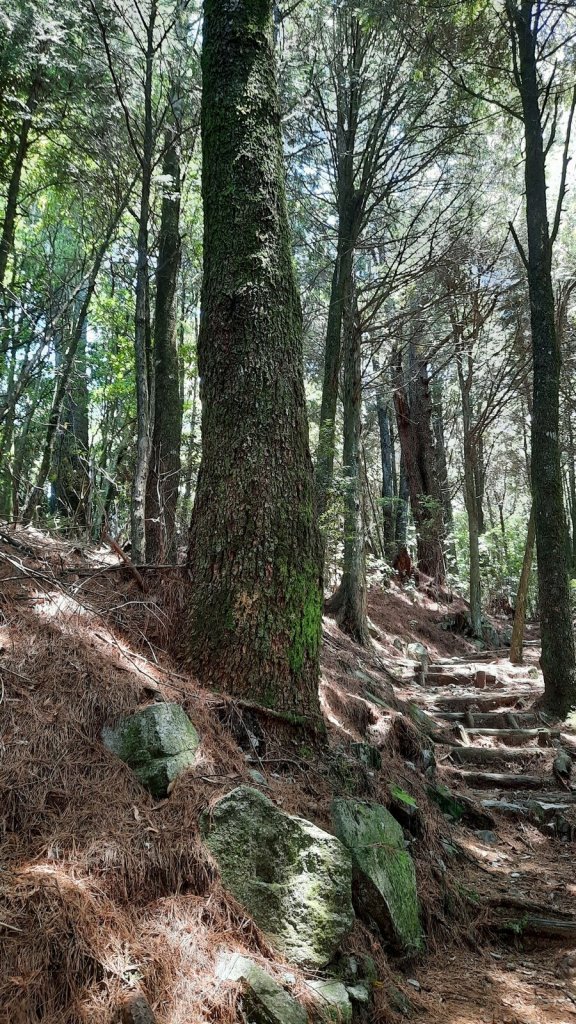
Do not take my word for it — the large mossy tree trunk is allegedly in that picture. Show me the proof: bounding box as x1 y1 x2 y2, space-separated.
507 0 576 717
145 118 182 563
185 0 323 726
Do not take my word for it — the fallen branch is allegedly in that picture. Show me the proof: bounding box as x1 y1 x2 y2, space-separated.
102 533 147 592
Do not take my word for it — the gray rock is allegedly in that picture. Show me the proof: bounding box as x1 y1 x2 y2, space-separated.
248 769 268 787
304 979 352 1023
120 992 156 1024
350 741 382 770
216 952 306 1024
406 643 428 673
332 798 423 955
215 950 305 1024
202 787 354 968
346 982 371 1004
474 829 498 845
102 703 199 797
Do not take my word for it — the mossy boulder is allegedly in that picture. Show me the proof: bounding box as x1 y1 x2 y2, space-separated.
202 787 354 968
216 952 307 1024
332 798 423 955
102 703 199 798
304 979 352 1022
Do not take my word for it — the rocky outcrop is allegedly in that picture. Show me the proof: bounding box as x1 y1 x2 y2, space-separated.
202 786 354 968
102 703 199 798
216 952 307 1024
332 798 423 955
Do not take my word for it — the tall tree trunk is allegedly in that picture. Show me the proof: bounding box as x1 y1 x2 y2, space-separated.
185 0 323 726
315 203 356 522
53 296 90 529
21 211 124 523
0 83 38 301
130 1 157 563
457 350 482 636
377 397 396 561
329 287 369 644
510 507 536 665
568 418 576 573
508 0 576 716
395 453 409 548
432 376 457 569
145 117 182 563
393 344 445 579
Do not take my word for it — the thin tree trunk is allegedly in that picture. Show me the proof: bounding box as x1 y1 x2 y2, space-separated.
0 83 38 299
130 1 157 563
315 202 356 522
510 507 536 665
331 287 369 644
396 453 409 548
508 0 576 716
457 350 482 636
377 397 396 561
432 376 457 569
145 115 182 563
53 296 90 528
21 212 124 523
185 0 323 725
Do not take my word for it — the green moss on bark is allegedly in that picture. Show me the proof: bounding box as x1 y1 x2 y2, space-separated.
185 0 323 723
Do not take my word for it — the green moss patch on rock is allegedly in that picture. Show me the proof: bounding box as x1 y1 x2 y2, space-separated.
216 952 307 1024
102 702 200 798
304 979 352 1022
332 798 423 956
201 786 354 968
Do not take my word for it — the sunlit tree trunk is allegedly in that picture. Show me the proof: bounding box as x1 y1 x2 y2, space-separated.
507 0 576 716
185 0 323 725
145 114 182 562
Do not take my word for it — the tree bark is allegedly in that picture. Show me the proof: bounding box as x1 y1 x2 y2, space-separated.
457 350 482 636
393 343 445 579
377 397 396 561
508 0 576 716
0 82 38 300
395 453 409 548
432 376 457 569
145 116 183 563
331 286 369 644
510 507 536 665
130 0 157 563
185 0 323 726
53 296 90 529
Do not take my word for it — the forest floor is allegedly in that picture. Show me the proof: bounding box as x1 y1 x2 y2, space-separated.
1 524 576 1023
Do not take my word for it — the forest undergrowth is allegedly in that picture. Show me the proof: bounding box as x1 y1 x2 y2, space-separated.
1 524 576 1024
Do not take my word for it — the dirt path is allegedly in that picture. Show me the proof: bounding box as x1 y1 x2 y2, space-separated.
401 644 576 1023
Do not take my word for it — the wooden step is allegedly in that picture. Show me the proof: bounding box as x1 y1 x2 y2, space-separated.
437 711 543 728
465 728 560 744
434 690 536 712
453 769 557 790
450 745 551 765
